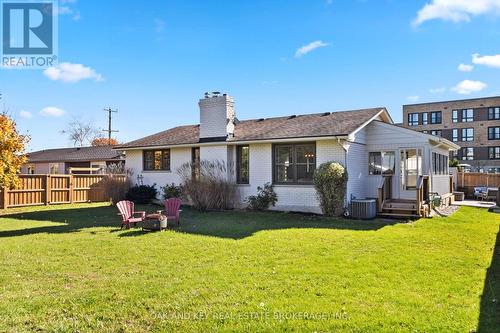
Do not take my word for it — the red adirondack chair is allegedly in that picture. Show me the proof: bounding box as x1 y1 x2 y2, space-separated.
116 200 146 229
163 198 182 225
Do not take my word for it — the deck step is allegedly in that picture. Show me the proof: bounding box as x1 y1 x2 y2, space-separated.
382 207 417 212
378 212 420 219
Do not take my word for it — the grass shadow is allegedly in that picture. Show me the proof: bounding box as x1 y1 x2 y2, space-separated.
0 204 405 240
477 225 500 333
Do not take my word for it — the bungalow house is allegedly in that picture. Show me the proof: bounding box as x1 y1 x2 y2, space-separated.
21 146 125 175
118 93 459 217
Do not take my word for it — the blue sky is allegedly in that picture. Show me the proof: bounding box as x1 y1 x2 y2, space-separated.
2 0 500 151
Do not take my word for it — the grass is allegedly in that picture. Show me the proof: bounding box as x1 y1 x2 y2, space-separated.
0 203 498 332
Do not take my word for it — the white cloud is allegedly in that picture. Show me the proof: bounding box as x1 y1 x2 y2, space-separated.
458 63 474 72
413 0 500 26
407 95 420 102
19 110 32 119
430 86 447 93
451 80 487 94
472 53 500 68
40 107 65 117
294 40 329 58
43 62 103 83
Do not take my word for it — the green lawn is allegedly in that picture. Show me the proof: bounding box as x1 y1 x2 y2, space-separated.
0 203 498 332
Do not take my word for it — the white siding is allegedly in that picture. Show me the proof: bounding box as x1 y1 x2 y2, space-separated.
125 148 191 192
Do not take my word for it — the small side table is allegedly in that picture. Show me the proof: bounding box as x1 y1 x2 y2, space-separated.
142 213 167 231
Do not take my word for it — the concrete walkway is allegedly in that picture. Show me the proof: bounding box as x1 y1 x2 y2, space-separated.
452 200 496 208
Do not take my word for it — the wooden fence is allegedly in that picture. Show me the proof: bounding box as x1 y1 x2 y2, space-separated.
456 172 500 197
0 174 127 209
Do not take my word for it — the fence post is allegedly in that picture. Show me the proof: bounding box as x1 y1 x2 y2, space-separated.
2 187 8 209
45 174 51 205
69 174 74 204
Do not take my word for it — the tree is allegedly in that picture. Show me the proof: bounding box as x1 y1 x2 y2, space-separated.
61 118 100 147
0 113 30 189
91 137 119 146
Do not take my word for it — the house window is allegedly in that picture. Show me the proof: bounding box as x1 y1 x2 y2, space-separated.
461 128 474 142
432 152 449 175
408 113 419 126
430 111 442 124
489 147 500 159
236 145 249 184
369 151 395 175
461 109 474 122
27 164 35 174
462 147 474 161
273 143 315 184
452 110 459 123
430 130 442 137
49 163 60 174
488 107 500 120
422 113 428 125
488 127 500 140
143 149 170 171
452 129 459 142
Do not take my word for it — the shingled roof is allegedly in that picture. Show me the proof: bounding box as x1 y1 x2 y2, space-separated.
119 107 388 149
27 146 124 163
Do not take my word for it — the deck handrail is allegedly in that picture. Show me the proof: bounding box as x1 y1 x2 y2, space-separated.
377 175 392 212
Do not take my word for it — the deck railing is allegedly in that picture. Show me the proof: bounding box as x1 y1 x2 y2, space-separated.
416 175 430 217
377 175 392 212
0 174 127 209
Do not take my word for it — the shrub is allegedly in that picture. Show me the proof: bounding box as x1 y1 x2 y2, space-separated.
126 184 158 204
101 175 131 204
177 160 236 211
161 183 183 200
246 183 278 210
313 162 348 216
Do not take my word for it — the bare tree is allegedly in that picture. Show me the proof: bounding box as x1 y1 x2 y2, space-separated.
61 117 101 147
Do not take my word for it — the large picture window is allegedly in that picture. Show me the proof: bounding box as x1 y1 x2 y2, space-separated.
273 143 315 184
369 151 395 175
143 149 171 171
236 145 249 184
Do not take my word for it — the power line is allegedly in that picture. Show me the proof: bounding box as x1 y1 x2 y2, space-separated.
103 107 118 140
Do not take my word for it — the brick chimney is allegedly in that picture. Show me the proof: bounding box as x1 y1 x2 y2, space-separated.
198 92 235 140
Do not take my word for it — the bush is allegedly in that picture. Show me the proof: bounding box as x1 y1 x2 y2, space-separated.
161 183 183 200
177 160 236 211
313 162 348 216
126 184 158 204
246 183 278 211
101 175 131 204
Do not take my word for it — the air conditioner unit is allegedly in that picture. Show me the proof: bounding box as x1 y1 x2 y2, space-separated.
350 199 377 219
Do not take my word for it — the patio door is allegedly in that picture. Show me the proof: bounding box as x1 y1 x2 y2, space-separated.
399 148 422 199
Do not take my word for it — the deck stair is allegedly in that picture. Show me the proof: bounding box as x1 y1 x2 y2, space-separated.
379 199 421 218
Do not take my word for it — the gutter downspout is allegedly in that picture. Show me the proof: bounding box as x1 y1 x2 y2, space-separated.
338 138 350 216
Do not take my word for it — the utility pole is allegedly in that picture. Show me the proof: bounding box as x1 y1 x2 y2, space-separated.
103 107 118 140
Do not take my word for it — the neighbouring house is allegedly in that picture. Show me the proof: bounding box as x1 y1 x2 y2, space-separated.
118 93 459 217
21 146 125 175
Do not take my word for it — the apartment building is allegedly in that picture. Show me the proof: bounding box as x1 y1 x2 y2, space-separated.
402 96 500 171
